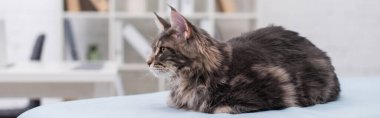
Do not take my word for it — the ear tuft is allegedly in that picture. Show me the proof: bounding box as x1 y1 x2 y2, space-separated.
153 12 170 31
169 5 177 12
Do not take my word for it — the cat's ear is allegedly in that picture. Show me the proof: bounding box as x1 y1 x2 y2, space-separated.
154 12 171 31
169 6 192 39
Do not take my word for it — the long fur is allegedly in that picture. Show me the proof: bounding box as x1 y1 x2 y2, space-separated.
148 10 340 114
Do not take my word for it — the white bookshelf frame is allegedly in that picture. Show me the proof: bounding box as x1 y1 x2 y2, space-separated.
0 0 258 93
61 0 257 91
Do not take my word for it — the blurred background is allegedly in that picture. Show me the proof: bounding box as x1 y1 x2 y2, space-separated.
0 0 379 117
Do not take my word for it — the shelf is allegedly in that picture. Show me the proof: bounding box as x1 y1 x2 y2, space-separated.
114 12 209 19
119 63 149 71
215 13 257 20
63 12 257 20
182 13 209 19
115 12 155 19
64 12 109 19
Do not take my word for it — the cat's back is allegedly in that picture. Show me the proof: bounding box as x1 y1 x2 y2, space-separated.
226 26 330 77
227 26 328 61
227 26 316 52
227 26 324 65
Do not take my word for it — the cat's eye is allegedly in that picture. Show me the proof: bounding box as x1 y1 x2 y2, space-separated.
160 47 167 53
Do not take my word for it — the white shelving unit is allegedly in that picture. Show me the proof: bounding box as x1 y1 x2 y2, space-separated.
61 0 257 93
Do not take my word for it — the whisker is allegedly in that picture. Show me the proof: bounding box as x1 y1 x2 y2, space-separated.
140 71 155 79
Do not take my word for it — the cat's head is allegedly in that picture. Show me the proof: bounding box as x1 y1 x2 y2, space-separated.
147 7 223 79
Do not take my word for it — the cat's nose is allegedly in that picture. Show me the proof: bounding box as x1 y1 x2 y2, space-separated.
147 60 153 66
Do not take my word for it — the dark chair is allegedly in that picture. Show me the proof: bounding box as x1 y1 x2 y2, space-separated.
0 34 45 118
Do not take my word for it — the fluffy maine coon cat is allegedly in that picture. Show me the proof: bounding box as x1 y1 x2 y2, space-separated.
147 7 340 114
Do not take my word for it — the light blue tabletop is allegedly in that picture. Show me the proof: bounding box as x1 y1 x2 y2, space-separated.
19 77 380 118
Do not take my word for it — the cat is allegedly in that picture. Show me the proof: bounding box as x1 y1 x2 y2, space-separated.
147 7 340 114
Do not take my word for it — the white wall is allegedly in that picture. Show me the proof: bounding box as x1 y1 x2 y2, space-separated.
4 0 63 63
0 1 5 64
0 21 5 64
257 0 380 77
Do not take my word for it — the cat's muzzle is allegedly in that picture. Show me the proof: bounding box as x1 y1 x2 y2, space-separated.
149 65 176 79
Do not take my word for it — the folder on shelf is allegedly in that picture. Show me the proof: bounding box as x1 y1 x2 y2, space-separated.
90 0 109 12
79 0 97 11
30 34 45 61
122 24 152 60
64 19 79 61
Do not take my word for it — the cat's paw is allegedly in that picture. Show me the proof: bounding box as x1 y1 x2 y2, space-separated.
213 106 233 114
166 96 176 108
